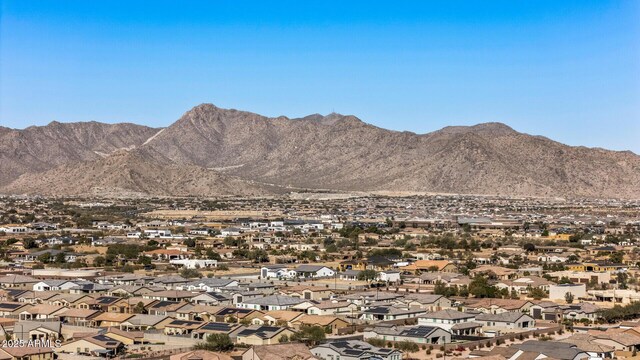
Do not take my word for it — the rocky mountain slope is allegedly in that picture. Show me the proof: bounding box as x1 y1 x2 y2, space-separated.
2 103 639 198
0 121 159 186
3 148 279 197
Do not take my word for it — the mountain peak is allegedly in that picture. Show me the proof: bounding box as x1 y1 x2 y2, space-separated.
4 103 638 199
471 122 515 133
437 122 516 136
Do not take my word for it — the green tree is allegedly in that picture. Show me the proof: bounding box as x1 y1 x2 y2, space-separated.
278 334 290 343
469 276 498 298
292 326 326 345
617 272 629 290
529 287 548 300
193 333 234 352
22 238 38 249
180 268 202 278
565 292 575 304
558 277 573 284
54 252 66 264
357 270 378 282
134 301 146 314
93 256 106 267
610 251 624 264
206 249 222 260
37 252 52 264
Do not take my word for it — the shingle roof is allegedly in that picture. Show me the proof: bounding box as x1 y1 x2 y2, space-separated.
237 326 286 339
516 341 586 360
476 312 528 323
242 295 304 307
295 265 331 272
420 309 474 320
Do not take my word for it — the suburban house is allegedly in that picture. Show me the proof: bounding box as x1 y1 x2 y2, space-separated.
192 322 241 340
294 265 335 279
242 343 316 360
32 280 81 292
13 321 62 342
377 271 401 283
560 334 615 359
475 312 535 331
360 306 425 321
399 294 452 311
312 340 402 360
0 347 55 360
462 299 534 314
304 301 358 316
291 314 350 334
495 276 553 294
364 325 451 345
239 295 305 311
401 260 458 274
469 265 518 280
119 314 174 331
279 286 334 301
235 325 296 345
417 309 476 331
164 319 205 335
261 265 296 279
56 334 125 357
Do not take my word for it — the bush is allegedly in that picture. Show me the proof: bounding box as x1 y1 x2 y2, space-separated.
366 338 386 347
193 333 234 352
395 341 419 353
180 268 202 278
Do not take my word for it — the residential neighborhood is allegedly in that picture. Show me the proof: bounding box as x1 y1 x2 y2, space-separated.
0 195 638 360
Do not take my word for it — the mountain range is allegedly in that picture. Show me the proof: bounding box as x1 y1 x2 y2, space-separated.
2 103 639 199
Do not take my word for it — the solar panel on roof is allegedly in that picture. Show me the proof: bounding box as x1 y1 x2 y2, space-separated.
343 350 363 356
202 323 232 331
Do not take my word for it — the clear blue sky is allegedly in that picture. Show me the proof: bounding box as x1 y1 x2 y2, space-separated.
1 1 639 153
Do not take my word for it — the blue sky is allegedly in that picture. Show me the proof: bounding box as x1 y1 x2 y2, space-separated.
1 1 639 153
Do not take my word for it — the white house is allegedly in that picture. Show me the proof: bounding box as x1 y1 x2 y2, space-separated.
33 280 80 292
475 312 535 330
170 259 218 269
261 265 296 279
294 265 335 278
143 229 172 238
238 295 305 311
220 228 242 237
417 309 476 331
0 225 28 234
177 278 238 292
377 271 401 283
